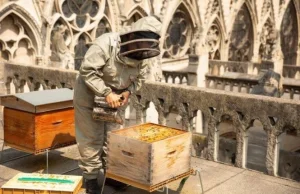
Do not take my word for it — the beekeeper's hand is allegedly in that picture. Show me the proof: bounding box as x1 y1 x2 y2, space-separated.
106 93 123 108
121 91 131 106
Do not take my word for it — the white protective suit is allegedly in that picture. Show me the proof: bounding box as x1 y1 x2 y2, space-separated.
73 16 162 180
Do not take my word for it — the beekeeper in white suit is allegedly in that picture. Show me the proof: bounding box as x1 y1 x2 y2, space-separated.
73 16 162 194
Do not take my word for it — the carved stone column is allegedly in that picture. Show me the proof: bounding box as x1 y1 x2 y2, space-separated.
266 129 277 176
187 50 209 133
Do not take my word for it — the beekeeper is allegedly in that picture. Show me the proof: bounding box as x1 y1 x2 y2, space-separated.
73 16 162 194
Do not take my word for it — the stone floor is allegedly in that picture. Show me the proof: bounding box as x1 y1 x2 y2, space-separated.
0 143 299 194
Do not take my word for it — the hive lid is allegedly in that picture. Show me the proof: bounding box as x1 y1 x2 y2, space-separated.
0 88 74 113
1 173 82 192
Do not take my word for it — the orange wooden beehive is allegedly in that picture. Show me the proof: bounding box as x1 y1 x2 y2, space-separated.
106 123 192 192
0 89 75 154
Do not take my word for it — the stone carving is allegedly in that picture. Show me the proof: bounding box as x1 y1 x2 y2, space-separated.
163 8 192 59
251 69 283 97
50 24 74 69
280 1 298 65
206 23 221 60
229 4 253 62
261 0 272 19
211 0 220 15
259 19 276 60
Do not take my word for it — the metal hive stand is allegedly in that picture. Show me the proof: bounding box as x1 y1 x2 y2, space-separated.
100 169 204 194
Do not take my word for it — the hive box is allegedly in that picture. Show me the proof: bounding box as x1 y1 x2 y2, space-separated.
1 89 75 154
106 123 192 191
0 173 82 194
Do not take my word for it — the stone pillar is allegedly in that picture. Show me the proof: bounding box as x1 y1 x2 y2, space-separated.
247 61 254 75
266 129 277 176
187 53 209 133
296 50 300 66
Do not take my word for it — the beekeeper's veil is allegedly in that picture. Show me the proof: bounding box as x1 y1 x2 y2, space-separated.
119 16 162 60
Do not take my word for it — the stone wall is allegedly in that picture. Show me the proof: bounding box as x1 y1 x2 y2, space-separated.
0 0 299 70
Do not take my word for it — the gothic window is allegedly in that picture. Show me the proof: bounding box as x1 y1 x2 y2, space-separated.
229 4 253 62
74 34 90 70
54 0 113 69
96 19 111 38
62 0 99 28
163 7 192 59
281 1 298 65
206 22 221 60
0 14 37 64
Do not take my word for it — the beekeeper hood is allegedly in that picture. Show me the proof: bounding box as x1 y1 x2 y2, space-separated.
119 16 162 60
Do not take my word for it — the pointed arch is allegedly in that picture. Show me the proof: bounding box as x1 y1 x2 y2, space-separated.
229 1 257 39
94 16 112 38
0 3 42 55
162 3 195 59
228 3 254 62
205 16 226 60
122 5 147 26
280 0 298 65
74 32 92 70
160 1 199 59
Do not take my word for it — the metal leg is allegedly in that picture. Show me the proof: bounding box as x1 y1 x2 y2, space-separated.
46 149 49 174
192 170 204 194
177 177 189 192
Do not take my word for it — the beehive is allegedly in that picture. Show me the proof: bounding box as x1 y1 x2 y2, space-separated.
1 89 75 154
106 123 192 191
0 173 82 194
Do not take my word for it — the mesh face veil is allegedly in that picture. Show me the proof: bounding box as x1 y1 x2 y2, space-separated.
119 16 162 60
119 31 160 60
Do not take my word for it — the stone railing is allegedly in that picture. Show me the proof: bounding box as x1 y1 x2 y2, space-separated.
205 73 258 93
205 72 300 99
209 60 274 75
132 81 300 179
4 62 77 94
283 65 300 79
162 70 188 84
3 62 300 181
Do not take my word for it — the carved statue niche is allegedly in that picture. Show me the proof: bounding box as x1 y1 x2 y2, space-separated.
259 20 276 61
50 24 74 70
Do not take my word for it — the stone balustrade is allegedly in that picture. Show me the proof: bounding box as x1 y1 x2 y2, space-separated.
162 70 188 84
3 62 300 181
133 81 300 178
283 65 300 79
3 62 77 94
209 60 274 75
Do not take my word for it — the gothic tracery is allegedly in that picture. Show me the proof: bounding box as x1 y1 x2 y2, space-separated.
163 6 192 59
229 4 253 62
